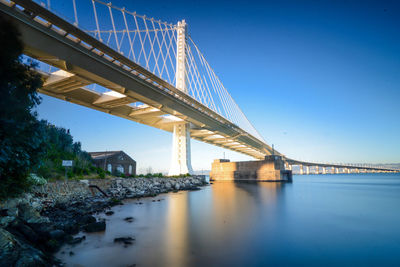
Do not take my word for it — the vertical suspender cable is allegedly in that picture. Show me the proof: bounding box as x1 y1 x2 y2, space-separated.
122 9 136 62
72 0 78 26
157 21 173 83
108 3 121 52
92 0 101 41
133 13 149 68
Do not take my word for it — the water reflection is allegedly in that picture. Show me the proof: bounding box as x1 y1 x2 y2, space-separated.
164 193 189 267
57 174 400 267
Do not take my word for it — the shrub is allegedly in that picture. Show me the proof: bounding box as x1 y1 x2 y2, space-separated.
96 168 105 178
0 17 46 199
27 173 47 186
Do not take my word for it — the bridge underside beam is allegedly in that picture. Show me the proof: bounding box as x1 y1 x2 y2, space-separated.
40 72 267 159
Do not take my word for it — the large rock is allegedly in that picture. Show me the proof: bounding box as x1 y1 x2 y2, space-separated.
0 228 47 267
0 216 16 228
9 219 40 244
165 182 172 190
49 229 65 241
78 215 96 225
174 183 180 190
18 203 48 224
0 228 20 266
60 221 80 235
27 222 53 240
114 236 135 245
67 235 86 245
83 221 106 233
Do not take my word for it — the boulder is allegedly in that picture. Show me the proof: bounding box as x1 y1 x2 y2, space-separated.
49 229 65 241
124 217 134 223
67 236 86 245
165 182 172 190
83 221 106 233
78 215 96 225
9 220 40 244
188 187 201 191
0 228 20 266
28 222 53 240
0 228 47 267
0 216 16 228
45 239 61 253
18 203 48 224
60 222 80 235
114 236 135 245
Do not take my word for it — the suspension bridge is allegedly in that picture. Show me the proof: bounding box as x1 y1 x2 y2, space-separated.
1 0 397 175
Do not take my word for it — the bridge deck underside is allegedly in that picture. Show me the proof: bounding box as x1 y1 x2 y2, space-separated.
0 0 273 159
39 71 266 158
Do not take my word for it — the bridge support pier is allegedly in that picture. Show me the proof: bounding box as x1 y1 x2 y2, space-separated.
315 166 319 174
169 20 193 176
210 155 292 181
322 167 326 174
299 165 304 175
169 123 193 175
285 162 292 171
305 166 310 175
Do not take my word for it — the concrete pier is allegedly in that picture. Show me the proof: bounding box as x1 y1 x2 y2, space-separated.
299 165 304 175
315 166 319 174
210 155 292 182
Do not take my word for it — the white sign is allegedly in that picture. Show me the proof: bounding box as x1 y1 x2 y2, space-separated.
62 160 73 167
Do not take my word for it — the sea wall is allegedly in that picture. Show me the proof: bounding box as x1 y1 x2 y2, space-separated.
31 176 207 205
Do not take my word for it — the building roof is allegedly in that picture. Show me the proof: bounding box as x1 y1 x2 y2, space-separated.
88 151 122 160
88 151 136 162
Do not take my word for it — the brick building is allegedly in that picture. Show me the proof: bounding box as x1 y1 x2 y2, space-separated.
89 151 136 176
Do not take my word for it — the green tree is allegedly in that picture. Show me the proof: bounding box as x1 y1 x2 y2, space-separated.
0 17 45 198
34 121 94 180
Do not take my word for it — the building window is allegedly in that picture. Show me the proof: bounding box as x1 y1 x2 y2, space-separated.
117 165 124 174
129 165 132 174
107 164 112 172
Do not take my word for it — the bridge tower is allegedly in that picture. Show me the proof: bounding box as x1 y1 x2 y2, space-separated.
169 20 194 176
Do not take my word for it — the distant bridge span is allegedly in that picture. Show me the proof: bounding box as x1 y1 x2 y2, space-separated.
285 159 398 174
1 0 398 175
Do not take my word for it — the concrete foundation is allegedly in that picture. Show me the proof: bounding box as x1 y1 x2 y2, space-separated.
210 155 292 182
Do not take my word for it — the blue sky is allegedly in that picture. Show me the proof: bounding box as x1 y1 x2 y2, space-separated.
36 0 400 173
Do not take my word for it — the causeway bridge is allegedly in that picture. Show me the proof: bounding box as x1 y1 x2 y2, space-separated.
1 0 398 175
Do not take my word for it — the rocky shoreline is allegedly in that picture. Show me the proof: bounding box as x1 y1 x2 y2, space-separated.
0 176 207 266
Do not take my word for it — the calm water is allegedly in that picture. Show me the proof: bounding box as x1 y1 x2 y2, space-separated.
57 173 400 267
